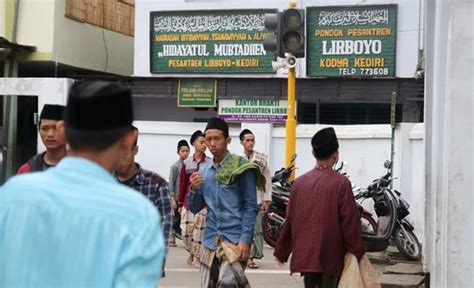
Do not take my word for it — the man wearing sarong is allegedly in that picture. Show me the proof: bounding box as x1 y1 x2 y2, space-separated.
239 129 272 269
178 130 212 268
169 139 190 246
274 127 365 288
188 117 263 287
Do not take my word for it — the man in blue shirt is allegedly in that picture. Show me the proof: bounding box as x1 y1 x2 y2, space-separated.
0 81 165 287
188 117 259 287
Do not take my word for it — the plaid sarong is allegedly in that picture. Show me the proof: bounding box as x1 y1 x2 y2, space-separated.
200 239 251 288
181 207 207 256
180 207 195 253
193 208 207 257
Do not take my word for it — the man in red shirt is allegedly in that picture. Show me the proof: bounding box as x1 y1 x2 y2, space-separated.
17 104 66 174
274 127 365 288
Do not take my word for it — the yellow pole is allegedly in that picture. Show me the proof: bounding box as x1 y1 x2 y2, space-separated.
285 66 296 181
285 0 297 181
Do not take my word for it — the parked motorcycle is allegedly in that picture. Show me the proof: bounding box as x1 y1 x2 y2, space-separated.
261 154 296 247
355 160 422 261
337 161 378 235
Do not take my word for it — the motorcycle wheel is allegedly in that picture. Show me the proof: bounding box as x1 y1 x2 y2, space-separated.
394 225 422 261
262 214 281 248
361 213 378 235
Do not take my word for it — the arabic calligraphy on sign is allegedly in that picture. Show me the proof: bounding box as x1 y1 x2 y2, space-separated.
154 14 266 33
318 9 389 26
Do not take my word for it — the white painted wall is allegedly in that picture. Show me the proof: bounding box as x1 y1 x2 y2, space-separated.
52 0 134 75
134 0 422 78
6 0 55 52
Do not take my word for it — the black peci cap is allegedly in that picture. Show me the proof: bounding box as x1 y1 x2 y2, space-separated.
40 104 65 121
205 117 229 138
239 129 253 141
65 81 133 131
190 130 204 145
311 127 339 159
177 139 189 151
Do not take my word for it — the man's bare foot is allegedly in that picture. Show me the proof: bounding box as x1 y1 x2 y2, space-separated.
193 256 200 268
187 254 194 266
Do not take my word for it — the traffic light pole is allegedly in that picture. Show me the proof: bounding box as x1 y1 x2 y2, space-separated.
263 1 302 181
285 65 296 181
285 0 298 181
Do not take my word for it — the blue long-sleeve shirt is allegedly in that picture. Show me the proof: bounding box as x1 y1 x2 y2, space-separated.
188 152 258 250
0 157 165 287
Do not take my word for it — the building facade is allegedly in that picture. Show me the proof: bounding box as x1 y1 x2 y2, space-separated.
132 0 424 125
0 0 135 179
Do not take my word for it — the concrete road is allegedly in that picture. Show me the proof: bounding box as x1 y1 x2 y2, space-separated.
159 241 302 288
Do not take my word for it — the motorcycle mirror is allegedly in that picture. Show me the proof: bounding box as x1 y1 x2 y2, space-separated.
335 161 346 172
384 160 392 169
291 154 297 162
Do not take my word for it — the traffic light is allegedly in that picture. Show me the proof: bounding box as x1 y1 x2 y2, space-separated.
263 9 305 58
263 12 283 58
281 8 305 57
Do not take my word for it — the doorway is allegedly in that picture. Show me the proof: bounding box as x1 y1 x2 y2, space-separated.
1 95 38 184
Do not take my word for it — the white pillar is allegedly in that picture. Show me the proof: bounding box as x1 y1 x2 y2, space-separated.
424 0 474 287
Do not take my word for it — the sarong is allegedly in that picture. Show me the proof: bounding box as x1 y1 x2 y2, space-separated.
250 210 264 260
200 239 251 288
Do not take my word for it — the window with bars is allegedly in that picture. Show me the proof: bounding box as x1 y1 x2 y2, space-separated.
297 103 402 125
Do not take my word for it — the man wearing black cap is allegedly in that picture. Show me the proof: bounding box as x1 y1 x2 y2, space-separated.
17 104 67 174
239 128 272 269
0 81 165 286
168 139 190 246
178 130 211 268
187 117 261 287
274 127 365 288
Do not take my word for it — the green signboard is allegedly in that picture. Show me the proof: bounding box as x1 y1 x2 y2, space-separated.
150 9 276 74
306 5 397 77
178 79 217 107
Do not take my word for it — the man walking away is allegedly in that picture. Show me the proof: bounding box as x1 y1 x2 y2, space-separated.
17 104 66 174
0 81 165 287
188 117 263 287
239 129 272 269
274 127 365 288
169 139 190 246
178 130 211 268
116 126 173 276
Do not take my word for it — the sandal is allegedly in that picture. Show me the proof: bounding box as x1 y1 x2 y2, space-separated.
247 260 259 269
